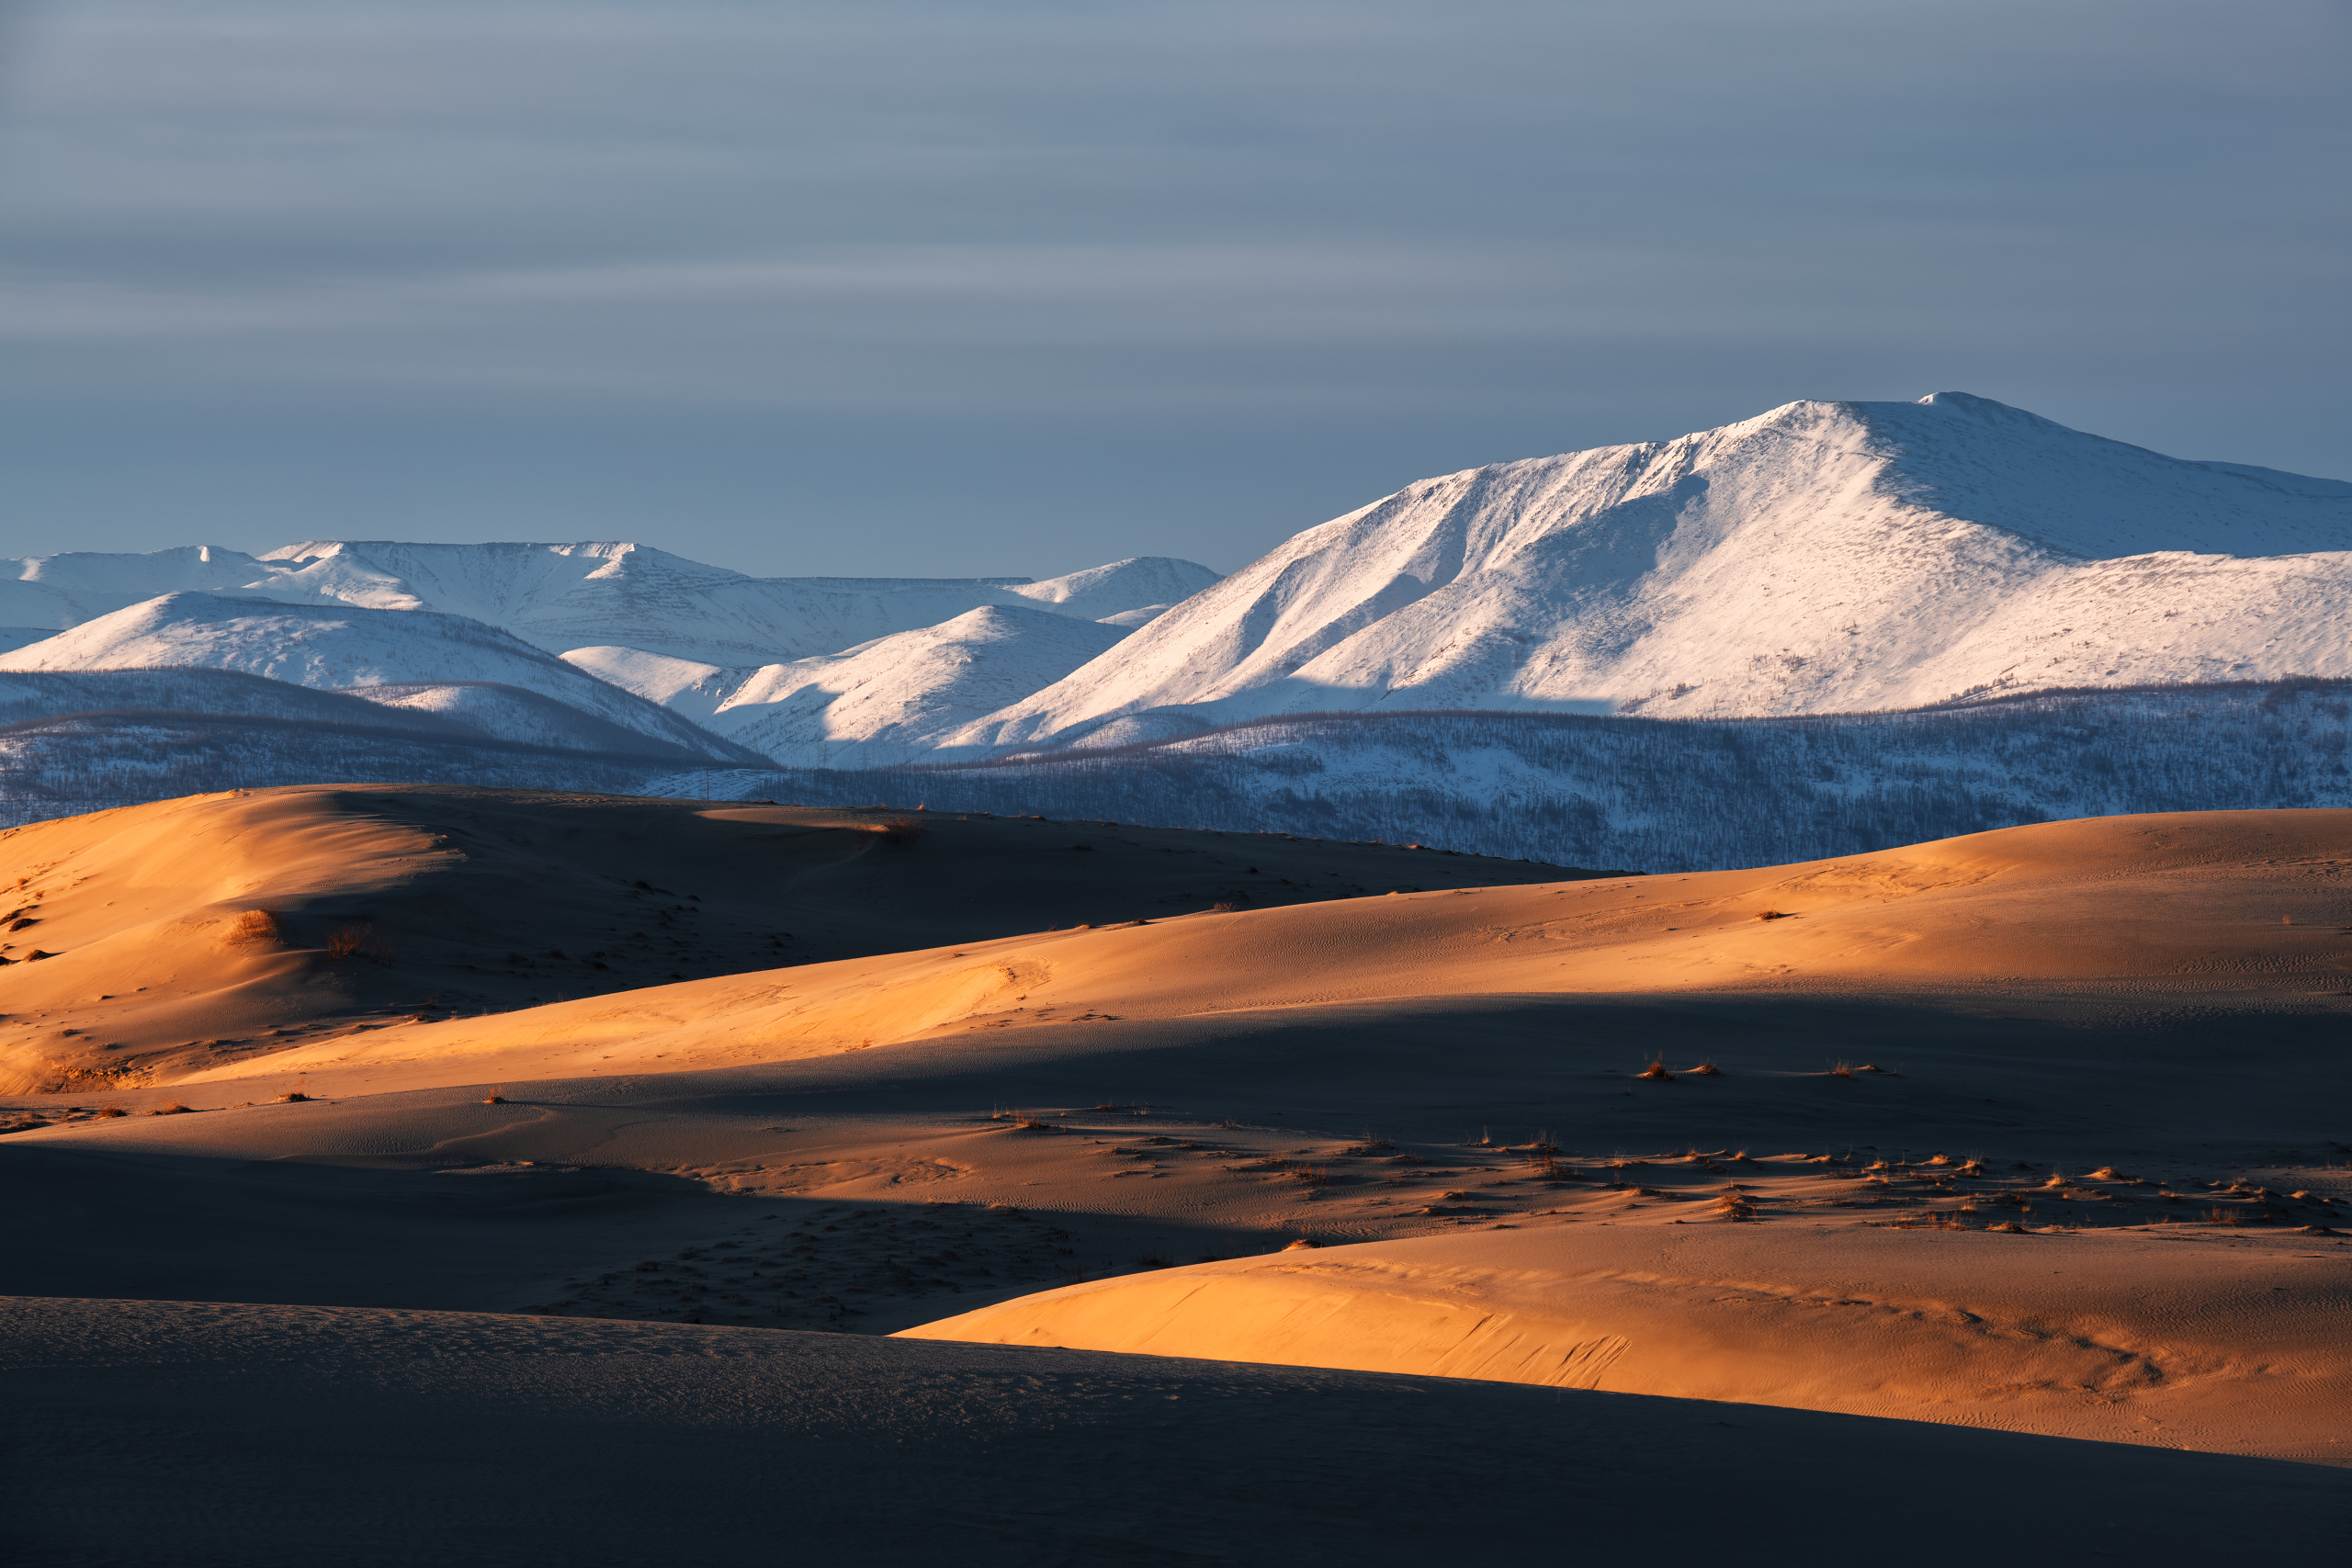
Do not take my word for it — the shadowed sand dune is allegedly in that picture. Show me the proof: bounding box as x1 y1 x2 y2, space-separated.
8 1296 2346 1568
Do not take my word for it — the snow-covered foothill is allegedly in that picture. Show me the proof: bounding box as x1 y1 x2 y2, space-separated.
0 593 763 763
726 681 2352 873
951 393 2352 750
567 604 1132 767
350 682 725 758
1004 558 1223 621
557 647 745 727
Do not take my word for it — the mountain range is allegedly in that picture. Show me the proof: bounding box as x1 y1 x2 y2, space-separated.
3 391 2346 838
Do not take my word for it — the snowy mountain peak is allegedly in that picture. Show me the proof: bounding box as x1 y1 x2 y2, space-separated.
942 392 2352 750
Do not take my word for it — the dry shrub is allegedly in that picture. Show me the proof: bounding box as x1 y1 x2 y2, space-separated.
1208 901 1240 913
877 818 926 845
325 922 373 959
1827 1061 1856 1079
1636 1060 1676 1081
277 1091 311 1103
1282 1237 1317 1251
1987 1220 2026 1233
1755 910 1794 921
1244 1156 1329 1185
224 909 279 948
95 1105 126 1120
482 1089 506 1105
1688 1060 1722 1077
147 1102 193 1116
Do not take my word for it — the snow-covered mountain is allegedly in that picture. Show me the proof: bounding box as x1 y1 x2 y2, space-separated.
253 541 1035 664
566 604 1131 767
0 545 282 634
0 593 765 763
947 393 2352 751
0 542 1222 667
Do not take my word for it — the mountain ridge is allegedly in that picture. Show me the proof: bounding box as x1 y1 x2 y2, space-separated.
942 392 2352 750
2 542 1222 667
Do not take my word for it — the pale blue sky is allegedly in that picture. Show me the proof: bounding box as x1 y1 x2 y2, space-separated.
0 1 2345 578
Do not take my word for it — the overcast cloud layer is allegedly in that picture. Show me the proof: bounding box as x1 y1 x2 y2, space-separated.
0 0 2346 577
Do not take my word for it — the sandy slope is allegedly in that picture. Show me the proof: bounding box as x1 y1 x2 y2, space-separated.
14 1297 2344 1568
180 807 2352 1094
902 1222 2351 1463
0 784 1581 1092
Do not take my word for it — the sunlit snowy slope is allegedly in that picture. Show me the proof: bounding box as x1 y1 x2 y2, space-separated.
0 594 764 762
567 604 1131 767
951 393 2352 751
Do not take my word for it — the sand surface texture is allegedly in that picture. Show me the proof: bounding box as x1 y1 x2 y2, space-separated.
5 789 2349 1559
15 1294 2344 1568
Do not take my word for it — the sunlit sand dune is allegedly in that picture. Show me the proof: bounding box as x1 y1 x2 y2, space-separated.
900 1221 2352 1463
179 807 2352 1094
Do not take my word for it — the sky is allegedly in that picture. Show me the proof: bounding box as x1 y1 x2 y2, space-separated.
0 0 2346 580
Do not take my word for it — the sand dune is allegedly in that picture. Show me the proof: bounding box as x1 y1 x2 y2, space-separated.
182 807 2352 1094
902 1222 2352 1463
8 794 2352 1558
0 784 1575 1091
13 1296 2345 1567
